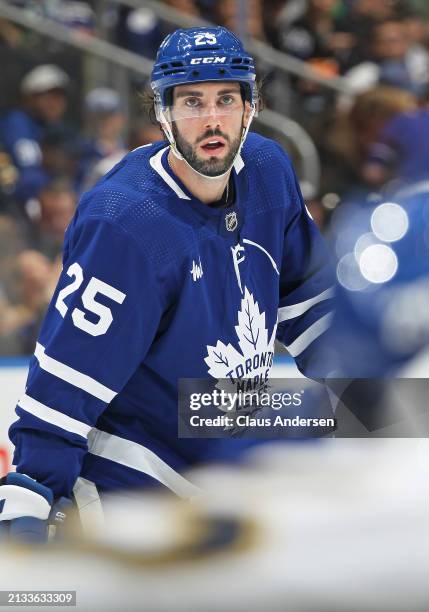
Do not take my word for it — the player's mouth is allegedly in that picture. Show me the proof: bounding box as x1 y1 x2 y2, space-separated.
200 138 226 155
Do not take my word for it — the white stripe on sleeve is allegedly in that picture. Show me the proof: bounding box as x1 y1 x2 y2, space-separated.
284 312 333 357
18 393 92 439
35 343 116 403
278 287 334 322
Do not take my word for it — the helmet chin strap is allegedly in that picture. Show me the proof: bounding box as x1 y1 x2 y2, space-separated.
158 106 256 180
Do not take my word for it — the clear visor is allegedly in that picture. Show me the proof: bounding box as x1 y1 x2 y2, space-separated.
156 97 248 122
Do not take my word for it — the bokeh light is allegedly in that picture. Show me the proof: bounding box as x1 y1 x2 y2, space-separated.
370 203 409 243
337 253 369 291
359 244 398 284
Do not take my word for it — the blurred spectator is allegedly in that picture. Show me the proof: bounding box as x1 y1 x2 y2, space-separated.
335 0 400 68
273 0 354 72
0 250 55 355
347 85 418 159
341 17 429 103
0 148 18 215
363 93 429 188
214 0 266 40
400 6 429 47
129 119 163 150
81 150 126 192
266 0 309 36
0 17 25 49
9 1 95 35
41 130 77 183
0 18 34 114
325 85 417 197
83 119 164 192
115 6 163 59
0 64 71 208
115 1 202 60
75 87 127 193
47 1 95 35
25 178 76 260
267 1 349 134
165 0 202 17
0 214 26 289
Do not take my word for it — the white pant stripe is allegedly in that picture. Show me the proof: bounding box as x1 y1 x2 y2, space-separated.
87 429 201 500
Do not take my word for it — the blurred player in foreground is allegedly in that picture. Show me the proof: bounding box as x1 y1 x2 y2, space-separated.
2 440 429 611
0 26 333 542
324 181 429 435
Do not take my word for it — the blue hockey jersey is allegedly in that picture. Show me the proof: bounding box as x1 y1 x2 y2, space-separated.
9 133 334 499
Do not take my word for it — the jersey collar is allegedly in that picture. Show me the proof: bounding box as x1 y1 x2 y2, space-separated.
150 145 245 202
149 146 191 200
149 145 248 239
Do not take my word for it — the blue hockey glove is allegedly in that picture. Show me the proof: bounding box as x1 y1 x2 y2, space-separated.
0 473 54 543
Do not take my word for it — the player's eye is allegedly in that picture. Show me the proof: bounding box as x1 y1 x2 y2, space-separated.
184 97 201 108
219 95 234 105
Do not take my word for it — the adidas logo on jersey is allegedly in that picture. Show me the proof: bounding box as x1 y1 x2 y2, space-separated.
191 258 203 282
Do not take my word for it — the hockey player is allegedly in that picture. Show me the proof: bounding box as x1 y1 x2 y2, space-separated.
0 27 334 541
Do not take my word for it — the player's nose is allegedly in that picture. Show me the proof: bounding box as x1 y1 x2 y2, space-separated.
203 103 222 128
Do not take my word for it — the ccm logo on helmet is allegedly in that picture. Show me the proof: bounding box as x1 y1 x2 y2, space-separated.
190 57 227 65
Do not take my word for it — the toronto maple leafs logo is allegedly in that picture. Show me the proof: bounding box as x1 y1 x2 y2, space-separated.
205 288 277 408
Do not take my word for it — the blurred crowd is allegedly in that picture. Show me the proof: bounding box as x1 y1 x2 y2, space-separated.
2 0 429 355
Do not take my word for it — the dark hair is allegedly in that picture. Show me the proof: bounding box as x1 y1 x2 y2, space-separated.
140 88 158 125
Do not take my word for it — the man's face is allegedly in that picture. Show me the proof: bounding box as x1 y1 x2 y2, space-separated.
169 81 251 177
373 22 408 60
40 189 76 237
31 89 67 123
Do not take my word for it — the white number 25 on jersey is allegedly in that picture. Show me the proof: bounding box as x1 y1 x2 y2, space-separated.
55 262 126 337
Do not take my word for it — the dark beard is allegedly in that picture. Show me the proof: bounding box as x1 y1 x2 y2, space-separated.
171 124 242 177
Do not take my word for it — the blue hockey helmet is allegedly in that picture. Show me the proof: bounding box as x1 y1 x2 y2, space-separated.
151 26 258 178
151 26 258 110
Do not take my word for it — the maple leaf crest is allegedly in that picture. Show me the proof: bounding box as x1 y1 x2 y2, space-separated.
204 287 277 381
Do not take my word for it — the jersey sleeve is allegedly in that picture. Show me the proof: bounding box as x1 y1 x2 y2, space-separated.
9 207 166 498
273 148 335 378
